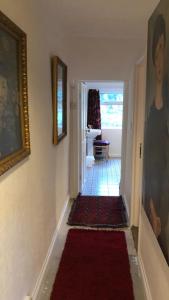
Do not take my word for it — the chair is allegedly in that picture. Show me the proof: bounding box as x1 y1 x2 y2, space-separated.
93 139 110 160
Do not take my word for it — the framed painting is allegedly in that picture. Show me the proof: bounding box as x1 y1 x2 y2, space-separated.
0 11 30 176
52 56 67 145
142 0 169 264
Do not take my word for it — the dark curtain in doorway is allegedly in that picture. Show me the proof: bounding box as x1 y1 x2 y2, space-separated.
87 89 101 129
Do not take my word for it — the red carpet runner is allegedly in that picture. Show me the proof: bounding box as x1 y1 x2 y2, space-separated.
68 194 127 228
50 229 134 300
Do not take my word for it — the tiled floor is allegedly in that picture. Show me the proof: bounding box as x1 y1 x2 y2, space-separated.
37 202 147 300
82 158 121 196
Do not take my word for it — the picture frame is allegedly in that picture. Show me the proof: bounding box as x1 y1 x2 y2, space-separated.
0 11 30 176
52 56 67 145
142 0 169 264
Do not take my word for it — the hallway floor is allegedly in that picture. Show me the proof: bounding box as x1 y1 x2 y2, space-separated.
36 159 146 300
37 202 147 300
82 158 120 196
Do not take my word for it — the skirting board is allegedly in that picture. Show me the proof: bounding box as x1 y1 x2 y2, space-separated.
31 196 69 300
138 255 152 300
122 194 129 223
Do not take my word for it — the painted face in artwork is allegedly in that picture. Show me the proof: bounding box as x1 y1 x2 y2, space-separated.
0 75 7 115
154 34 165 83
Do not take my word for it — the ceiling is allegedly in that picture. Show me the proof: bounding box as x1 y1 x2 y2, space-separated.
51 0 159 39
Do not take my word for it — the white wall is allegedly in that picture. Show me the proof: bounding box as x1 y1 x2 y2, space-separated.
0 1 70 299
102 129 121 157
120 81 129 196
68 37 145 81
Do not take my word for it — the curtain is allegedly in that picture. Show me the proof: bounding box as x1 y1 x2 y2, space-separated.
87 89 101 129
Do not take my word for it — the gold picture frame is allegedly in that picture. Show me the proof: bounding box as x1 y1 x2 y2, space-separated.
0 11 30 176
52 56 67 145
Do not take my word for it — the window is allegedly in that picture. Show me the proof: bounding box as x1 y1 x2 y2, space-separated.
100 93 123 129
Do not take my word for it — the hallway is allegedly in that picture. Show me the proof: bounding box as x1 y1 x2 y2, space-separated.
1 1 167 299
37 159 146 299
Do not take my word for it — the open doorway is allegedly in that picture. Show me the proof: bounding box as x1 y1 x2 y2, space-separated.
79 81 125 196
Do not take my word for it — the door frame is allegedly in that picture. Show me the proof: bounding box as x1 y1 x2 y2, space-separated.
79 82 87 193
69 80 87 197
130 56 146 226
70 79 129 203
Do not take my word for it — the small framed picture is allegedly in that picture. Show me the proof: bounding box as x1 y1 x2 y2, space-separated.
51 56 67 145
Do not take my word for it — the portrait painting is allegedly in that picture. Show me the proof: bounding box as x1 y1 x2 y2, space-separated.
143 0 169 264
52 56 67 145
0 11 30 175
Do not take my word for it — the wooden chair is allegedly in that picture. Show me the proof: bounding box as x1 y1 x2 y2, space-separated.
93 140 110 160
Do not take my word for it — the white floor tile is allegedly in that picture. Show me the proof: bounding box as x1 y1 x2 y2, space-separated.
82 158 121 196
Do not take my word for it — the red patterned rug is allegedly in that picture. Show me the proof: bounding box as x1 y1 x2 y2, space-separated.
68 194 128 228
50 229 134 300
